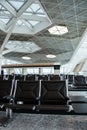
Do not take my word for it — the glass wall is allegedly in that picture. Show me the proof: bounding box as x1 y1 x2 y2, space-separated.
41 67 54 75
14 68 22 74
26 67 39 74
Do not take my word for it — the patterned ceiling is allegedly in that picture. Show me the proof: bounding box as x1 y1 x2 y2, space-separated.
0 0 87 65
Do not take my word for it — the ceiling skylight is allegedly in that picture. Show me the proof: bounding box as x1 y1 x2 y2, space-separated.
48 25 68 35
30 3 40 12
29 20 39 26
16 20 25 26
22 2 47 26
22 56 31 60
7 0 25 10
0 0 51 34
46 54 56 58
0 4 11 24
5 40 41 53
24 6 45 17
0 18 10 24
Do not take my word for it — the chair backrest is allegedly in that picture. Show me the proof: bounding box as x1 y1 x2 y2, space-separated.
4 74 15 81
0 80 14 101
60 74 67 80
49 75 60 81
40 80 68 105
13 81 39 104
67 75 74 84
25 74 36 81
74 75 86 86
37 75 48 81
15 74 25 81
0 75 3 80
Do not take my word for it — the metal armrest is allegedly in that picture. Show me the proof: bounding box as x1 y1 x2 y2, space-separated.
3 95 14 103
36 97 40 101
0 104 4 109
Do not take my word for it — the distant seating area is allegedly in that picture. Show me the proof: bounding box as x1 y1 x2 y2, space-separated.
1 74 61 81
66 74 87 113
1 73 87 89
67 75 87 90
1 73 87 88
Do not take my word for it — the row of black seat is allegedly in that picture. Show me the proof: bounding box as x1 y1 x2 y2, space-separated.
2 74 87 83
67 75 87 89
1 74 61 81
1 73 87 90
0 79 70 118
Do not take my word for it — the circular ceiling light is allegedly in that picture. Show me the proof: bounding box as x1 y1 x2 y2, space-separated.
22 56 31 60
46 54 56 58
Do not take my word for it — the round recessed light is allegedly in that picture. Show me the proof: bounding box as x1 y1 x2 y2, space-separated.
46 54 56 58
22 56 31 60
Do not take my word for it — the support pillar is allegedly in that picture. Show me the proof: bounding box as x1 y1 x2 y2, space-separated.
0 54 2 74
39 67 42 75
9 68 14 74
22 68 27 75
54 64 61 75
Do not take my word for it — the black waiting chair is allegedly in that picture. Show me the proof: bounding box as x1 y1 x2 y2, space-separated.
36 80 70 111
25 74 37 81
37 75 48 81
67 75 74 85
6 80 40 117
0 75 3 80
49 75 60 81
15 74 25 81
0 80 14 118
73 75 87 89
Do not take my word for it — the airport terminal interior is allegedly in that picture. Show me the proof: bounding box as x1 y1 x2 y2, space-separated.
0 0 87 129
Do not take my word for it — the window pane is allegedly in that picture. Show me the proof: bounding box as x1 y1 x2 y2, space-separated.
27 68 39 74
14 68 22 74
42 67 54 75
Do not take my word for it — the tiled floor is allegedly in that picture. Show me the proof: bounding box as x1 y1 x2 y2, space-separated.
0 111 87 130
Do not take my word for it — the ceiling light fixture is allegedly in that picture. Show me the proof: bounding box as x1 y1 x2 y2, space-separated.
22 56 31 60
46 54 56 58
48 25 68 35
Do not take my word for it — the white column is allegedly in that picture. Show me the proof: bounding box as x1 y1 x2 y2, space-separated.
23 68 27 75
0 54 2 74
54 69 60 75
39 67 42 75
9 68 14 74
54 64 61 75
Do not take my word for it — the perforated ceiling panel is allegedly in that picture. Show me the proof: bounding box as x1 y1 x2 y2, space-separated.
0 0 87 65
